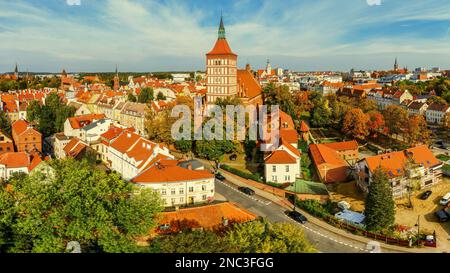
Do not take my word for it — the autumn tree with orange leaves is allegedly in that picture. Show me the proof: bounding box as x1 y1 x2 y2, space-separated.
404 114 431 145
366 111 385 138
342 108 369 140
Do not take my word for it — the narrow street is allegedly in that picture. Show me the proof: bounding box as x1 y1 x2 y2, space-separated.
215 179 379 253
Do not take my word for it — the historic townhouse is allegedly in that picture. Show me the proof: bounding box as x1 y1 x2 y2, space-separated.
12 120 42 153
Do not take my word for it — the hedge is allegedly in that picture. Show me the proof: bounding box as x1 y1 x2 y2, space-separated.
221 164 263 182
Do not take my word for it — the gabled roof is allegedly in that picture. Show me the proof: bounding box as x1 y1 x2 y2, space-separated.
265 150 297 164
322 140 358 151
427 103 449 112
279 129 299 145
63 137 87 158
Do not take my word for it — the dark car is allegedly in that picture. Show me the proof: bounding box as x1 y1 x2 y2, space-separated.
420 190 432 200
215 173 226 181
435 209 449 222
238 186 255 196
286 210 308 224
229 154 238 161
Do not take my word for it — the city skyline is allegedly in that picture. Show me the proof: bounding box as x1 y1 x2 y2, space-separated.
2 0 450 73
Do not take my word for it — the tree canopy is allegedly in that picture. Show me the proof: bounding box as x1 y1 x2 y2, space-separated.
364 167 395 232
0 159 162 253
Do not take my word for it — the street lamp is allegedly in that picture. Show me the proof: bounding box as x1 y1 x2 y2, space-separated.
414 215 420 246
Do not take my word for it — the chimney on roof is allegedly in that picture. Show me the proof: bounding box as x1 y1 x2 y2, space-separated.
245 63 251 71
187 163 192 170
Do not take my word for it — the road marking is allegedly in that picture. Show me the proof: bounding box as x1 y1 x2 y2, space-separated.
284 215 369 252
216 180 272 205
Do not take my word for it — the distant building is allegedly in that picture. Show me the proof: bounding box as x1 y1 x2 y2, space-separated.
425 103 450 125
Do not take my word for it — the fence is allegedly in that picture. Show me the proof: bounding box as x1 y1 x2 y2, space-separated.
324 215 418 248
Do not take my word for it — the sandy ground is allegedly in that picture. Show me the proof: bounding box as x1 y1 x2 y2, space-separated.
395 179 450 252
329 179 450 251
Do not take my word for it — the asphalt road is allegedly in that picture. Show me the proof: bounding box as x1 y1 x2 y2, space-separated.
214 179 377 253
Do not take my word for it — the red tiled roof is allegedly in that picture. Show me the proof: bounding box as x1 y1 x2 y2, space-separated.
237 69 262 99
109 131 141 154
207 39 237 56
322 140 358 151
12 120 29 135
68 114 106 129
364 145 441 177
265 150 297 164
157 202 257 234
131 160 214 183
299 121 310 132
0 152 29 168
279 129 299 145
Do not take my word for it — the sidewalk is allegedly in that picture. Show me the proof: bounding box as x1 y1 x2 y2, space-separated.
219 168 443 253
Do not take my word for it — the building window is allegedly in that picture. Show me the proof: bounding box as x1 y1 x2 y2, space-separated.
171 198 176 205
285 175 290 181
189 186 194 192
171 189 176 195
272 176 277 182
179 197 184 203
202 195 207 201
285 165 289 172
161 189 166 196
179 188 184 194
202 185 207 191
272 165 276 172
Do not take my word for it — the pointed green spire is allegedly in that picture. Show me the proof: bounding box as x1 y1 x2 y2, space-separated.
218 14 226 39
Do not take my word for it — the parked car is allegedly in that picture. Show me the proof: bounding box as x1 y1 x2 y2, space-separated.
215 173 226 181
229 154 238 161
286 210 308 224
420 190 432 200
439 192 450 206
435 209 449 222
238 186 255 196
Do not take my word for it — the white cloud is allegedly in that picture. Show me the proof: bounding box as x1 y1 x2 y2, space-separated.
66 0 81 6
1 0 450 72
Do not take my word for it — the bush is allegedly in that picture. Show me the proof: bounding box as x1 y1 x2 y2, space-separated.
221 164 262 182
295 199 332 218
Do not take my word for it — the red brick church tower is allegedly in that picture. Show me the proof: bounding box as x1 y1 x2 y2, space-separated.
206 15 238 104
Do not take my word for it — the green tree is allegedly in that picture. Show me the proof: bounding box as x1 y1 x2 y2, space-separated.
138 87 154 103
0 110 12 135
26 100 41 122
263 83 297 118
0 159 162 253
128 93 137 102
156 91 166 101
174 140 193 154
364 167 395 232
226 221 316 253
55 106 76 132
311 97 332 127
194 140 235 164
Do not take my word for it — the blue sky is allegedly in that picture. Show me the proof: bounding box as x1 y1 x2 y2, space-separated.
1 0 450 73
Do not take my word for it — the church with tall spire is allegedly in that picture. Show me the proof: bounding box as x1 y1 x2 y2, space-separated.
205 15 262 106
114 65 120 91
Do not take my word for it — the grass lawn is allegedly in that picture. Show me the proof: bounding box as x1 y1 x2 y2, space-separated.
436 154 450 162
